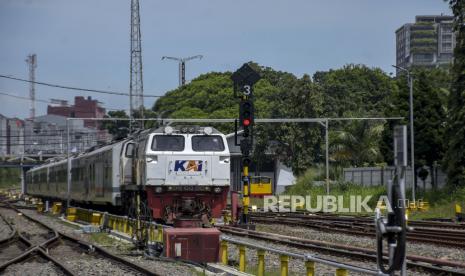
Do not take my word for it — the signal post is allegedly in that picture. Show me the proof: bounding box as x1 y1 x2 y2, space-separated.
231 63 261 225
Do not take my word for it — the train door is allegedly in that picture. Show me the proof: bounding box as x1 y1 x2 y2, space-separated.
95 154 104 198
120 142 134 186
86 161 92 201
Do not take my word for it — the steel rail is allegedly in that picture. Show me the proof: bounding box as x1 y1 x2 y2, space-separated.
219 225 465 275
0 246 76 275
221 235 382 275
1 203 160 276
250 214 465 248
253 212 465 230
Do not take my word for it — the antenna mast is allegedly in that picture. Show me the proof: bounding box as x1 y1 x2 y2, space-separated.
26 54 37 120
130 0 144 122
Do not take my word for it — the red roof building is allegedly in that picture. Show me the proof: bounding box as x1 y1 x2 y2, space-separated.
47 96 106 129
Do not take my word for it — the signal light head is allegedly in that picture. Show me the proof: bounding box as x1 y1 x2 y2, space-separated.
243 119 251 126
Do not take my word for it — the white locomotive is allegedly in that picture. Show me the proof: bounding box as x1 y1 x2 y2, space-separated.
25 126 230 224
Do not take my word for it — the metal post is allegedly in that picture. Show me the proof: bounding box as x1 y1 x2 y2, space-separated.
178 62 182 87
66 119 71 208
239 245 246 272
325 119 329 195
408 74 415 203
20 162 25 195
181 61 186 86
221 240 228 265
242 165 249 223
257 250 265 276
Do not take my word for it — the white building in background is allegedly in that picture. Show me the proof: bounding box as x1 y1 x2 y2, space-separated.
0 114 24 157
0 113 110 157
23 114 108 155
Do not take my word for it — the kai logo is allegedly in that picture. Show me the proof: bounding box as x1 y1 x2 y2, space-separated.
174 160 203 172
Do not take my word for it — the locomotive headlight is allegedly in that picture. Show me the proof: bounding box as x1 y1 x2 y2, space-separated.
155 187 163 193
203 127 213 135
214 187 222 193
164 126 174 134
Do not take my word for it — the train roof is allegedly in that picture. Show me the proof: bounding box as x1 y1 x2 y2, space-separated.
151 125 223 135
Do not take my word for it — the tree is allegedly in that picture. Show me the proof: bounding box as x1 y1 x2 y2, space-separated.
330 120 384 168
314 64 395 118
101 110 129 137
443 0 465 189
382 68 448 189
413 71 447 189
261 74 324 175
152 65 324 175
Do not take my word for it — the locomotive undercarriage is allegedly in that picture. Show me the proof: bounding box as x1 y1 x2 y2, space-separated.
145 186 229 227
163 197 212 226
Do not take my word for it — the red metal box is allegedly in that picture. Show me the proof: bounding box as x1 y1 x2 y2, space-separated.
163 228 220 263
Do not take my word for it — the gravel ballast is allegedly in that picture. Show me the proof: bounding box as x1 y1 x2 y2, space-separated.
256 223 465 262
3 260 65 276
18 209 197 276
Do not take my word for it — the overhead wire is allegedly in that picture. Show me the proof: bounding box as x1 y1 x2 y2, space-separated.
0 74 163 98
0 91 124 111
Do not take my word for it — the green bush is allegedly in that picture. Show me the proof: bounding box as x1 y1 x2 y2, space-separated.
0 168 21 189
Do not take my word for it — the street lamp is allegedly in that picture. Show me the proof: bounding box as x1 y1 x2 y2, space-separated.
392 65 415 203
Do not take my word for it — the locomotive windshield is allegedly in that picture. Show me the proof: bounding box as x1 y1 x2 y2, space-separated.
151 135 185 151
192 135 225 151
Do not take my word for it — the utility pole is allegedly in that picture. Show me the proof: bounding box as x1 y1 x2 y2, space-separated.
392 65 415 203
130 0 144 126
26 54 37 120
162 55 203 87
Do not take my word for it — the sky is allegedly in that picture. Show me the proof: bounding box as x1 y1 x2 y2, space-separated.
0 0 451 119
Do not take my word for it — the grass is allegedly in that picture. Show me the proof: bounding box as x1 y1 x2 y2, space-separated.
409 186 465 220
89 232 132 252
49 214 81 230
0 168 20 189
254 167 465 220
280 168 387 212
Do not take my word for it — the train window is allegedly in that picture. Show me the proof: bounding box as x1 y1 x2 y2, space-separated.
192 135 225 151
151 135 185 151
125 143 135 157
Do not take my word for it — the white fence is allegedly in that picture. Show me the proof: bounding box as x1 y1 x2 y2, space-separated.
343 166 447 190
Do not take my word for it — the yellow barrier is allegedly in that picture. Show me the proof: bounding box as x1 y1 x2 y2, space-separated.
305 261 315 276
280 255 289 276
221 237 377 276
220 240 228 265
157 225 163 242
257 250 265 276
52 202 62 215
66 208 77 221
91 213 102 225
65 207 168 246
36 202 44 213
336 268 349 276
418 201 429 211
239 245 246 272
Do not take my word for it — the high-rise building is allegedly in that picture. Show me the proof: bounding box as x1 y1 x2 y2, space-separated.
396 15 455 73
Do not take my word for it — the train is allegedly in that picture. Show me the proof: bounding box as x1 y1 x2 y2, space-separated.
25 125 231 225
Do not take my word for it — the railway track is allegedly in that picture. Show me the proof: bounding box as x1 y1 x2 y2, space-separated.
219 225 465 275
250 212 465 248
0 203 159 276
252 211 465 230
